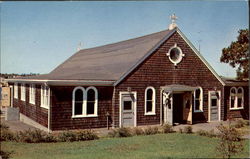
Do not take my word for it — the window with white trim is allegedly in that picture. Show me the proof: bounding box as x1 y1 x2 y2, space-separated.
230 87 237 109
29 84 35 104
230 87 244 110
145 87 156 115
41 85 49 109
72 86 98 117
21 84 26 101
14 83 18 98
194 87 203 112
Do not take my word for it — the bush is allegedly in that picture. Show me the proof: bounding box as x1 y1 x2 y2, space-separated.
178 128 183 133
0 123 9 130
162 124 173 133
234 119 248 128
183 126 193 134
216 123 244 158
0 150 13 159
196 129 217 138
57 131 77 142
132 127 144 136
144 126 159 135
108 127 132 138
18 129 45 143
76 130 99 141
0 129 16 141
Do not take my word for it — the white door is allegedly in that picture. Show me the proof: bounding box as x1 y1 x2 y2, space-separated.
163 91 173 125
208 91 221 122
120 92 137 127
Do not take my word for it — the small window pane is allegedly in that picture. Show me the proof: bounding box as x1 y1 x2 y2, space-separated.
147 89 153 100
87 89 95 101
75 89 83 101
75 102 83 115
231 99 235 108
196 89 200 98
231 88 236 94
146 101 153 112
237 88 242 94
195 100 200 110
124 101 132 110
238 98 242 108
87 102 95 114
211 99 217 107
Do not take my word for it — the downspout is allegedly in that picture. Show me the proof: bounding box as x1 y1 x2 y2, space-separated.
47 83 51 133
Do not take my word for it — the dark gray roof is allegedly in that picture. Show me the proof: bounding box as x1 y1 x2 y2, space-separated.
30 29 172 81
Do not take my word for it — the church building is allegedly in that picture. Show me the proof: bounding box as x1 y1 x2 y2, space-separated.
7 15 249 131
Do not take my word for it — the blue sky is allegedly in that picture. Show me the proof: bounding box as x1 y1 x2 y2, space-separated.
1 1 248 77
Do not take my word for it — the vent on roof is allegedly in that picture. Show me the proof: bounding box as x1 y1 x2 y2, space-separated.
168 14 178 30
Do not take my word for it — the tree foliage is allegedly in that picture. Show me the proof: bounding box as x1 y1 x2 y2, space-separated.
220 29 249 79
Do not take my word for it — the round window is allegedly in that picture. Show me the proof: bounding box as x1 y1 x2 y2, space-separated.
170 48 180 62
167 44 184 65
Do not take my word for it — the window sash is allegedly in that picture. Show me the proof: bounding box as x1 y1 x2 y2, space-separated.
21 84 26 101
145 87 155 115
41 85 49 108
14 84 18 98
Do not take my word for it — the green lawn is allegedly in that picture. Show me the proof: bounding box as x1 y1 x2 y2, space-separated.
2 133 249 159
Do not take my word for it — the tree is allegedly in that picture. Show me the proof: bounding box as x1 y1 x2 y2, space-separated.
220 29 249 80
216 122 244 159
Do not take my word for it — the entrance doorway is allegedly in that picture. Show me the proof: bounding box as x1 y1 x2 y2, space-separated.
173 94 183 124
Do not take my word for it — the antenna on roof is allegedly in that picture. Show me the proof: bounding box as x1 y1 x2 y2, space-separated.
168 14 178 30
77 42 83 51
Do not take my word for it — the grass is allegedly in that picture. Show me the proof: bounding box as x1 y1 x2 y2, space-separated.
1 133 249 159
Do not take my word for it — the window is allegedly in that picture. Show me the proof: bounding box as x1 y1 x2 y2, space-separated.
194 87 203 112
145 87 156 115
29 84 35 104
73 87 84 115
230 87 244 110
230 87 236 108
72 86 98 117
41 85 49 109
166 43 185 65
21 84 26 101
237 87 244 108
14 83 18 98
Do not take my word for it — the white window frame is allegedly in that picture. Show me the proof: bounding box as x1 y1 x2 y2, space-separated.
72 86 98 118
194 87 203 112
144 86 156 115
14 83 18 99
41 85 50 109
230 87 244 110
29 84 35 104
20 83 26 101
166 43 185 66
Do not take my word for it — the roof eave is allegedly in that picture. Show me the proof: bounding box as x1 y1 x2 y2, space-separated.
6 79 115 86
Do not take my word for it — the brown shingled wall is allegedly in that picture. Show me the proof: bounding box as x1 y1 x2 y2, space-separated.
12 83 48 127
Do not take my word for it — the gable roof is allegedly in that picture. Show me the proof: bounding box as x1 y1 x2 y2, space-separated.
39 29 173 81
7 27 225 86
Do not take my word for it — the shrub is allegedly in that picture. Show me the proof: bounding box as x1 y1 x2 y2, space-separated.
76 130 99 141
178 128 183 133
162 124 173 133
144 126 159 135
108 127 132 138
0 129 16 141
57 131 77 142
18 129 45 143
43 133 57 143
216 123 244 159
196 129 208 136
132 127 144 136
0 123 9 130
234 119 247 128
0 150 13 159
183 126 193 134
